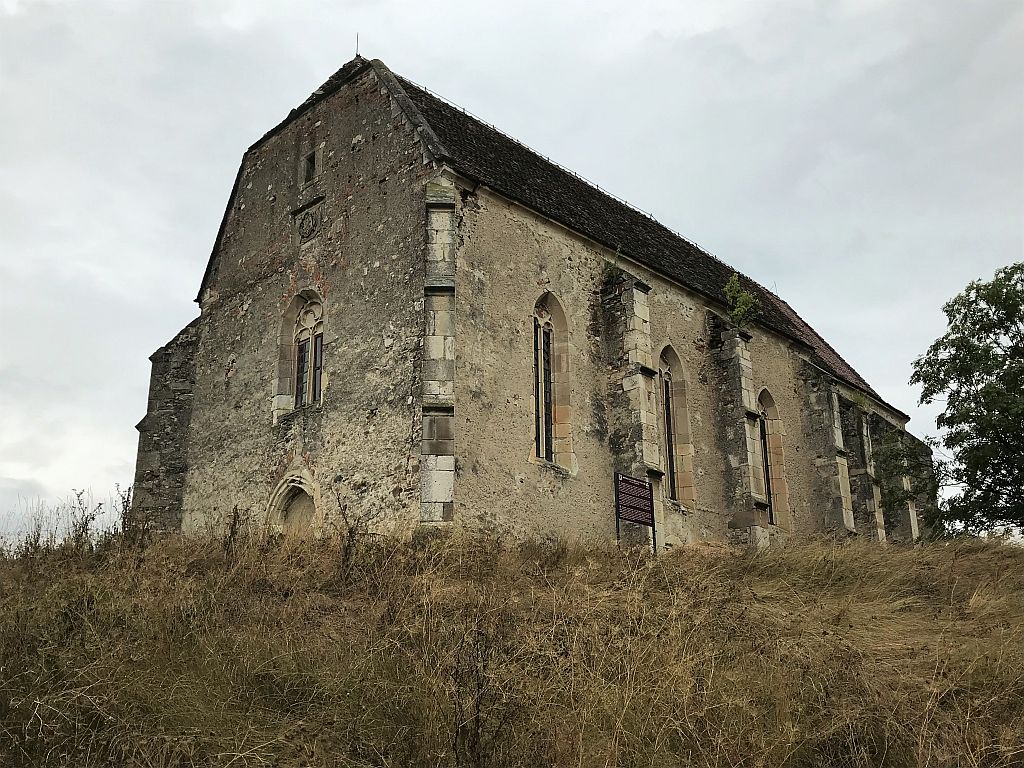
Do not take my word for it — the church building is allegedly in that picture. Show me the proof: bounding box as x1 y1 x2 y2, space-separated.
131 56 932 547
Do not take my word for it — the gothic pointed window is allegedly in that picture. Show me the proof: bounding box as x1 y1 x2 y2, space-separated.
272 291 326 421
659 346 695 508
756 389 790 528
293 297 324 408
534 314 554 461
759 409 774 523
532 293 574 470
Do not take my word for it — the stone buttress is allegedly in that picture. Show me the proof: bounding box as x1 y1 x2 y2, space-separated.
419 178 457 523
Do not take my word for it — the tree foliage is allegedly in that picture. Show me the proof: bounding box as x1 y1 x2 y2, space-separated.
724 272 760 330
911 262 1024 533
872 430 941 533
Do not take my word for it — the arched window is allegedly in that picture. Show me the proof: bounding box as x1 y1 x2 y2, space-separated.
756 389 790 527
659 346 695 507
272 290 325 420
293 296 324 408
532 293 574 469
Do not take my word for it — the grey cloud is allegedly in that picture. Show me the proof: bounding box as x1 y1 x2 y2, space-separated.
0 0 1019 530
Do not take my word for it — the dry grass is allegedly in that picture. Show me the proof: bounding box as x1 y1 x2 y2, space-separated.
0 527 1022 767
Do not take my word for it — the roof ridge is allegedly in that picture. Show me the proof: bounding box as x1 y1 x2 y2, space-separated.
370 60 450 162
394 68 904 416
392 75 853 364
195 55 904 419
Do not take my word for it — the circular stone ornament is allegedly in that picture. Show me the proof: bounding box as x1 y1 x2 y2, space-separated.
298 210 320 240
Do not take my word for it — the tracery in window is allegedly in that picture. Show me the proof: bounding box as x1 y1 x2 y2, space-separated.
272 290 325 422
293 297 324 408
532 293 574 470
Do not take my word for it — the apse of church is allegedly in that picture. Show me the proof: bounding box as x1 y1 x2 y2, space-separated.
131 56 934 548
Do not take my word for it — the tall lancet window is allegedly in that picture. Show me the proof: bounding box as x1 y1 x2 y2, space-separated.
532 293 574 469
759 408 774 523
659 346 695 507
756 389 790 528
534 313 554 461
293 297 324 408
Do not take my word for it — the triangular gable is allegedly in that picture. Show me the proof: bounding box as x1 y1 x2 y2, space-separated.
194 55 902 417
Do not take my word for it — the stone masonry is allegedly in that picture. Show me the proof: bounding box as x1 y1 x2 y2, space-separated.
131 56 936 547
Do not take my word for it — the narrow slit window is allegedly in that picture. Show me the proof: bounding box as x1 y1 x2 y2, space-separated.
541 324 554 461
759 411 774 524
533 317 542 460
659 347 694 508
295 338 310 408
303 151 316 184
663 375 677 500
532 293 573 470
312 332 324 403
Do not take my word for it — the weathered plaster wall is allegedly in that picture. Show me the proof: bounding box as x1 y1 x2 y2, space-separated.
451 186 911 546
176 68 432 535
132 67 930 548
745 329 823 533
452 188 616 541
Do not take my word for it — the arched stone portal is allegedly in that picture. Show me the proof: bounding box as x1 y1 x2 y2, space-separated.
282 488 316 537
267 468 319 536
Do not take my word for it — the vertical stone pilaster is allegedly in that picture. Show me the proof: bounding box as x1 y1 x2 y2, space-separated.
830 389 856 530
903 475 921 541
419 178 456 523
842 405 887 543
601 268 661 545
711 320 763 536
806 370 856 533
426 180 456 279
836 456 854 529
622 283 661 472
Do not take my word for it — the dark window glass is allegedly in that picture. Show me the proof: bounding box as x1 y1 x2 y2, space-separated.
312 333 323 403
542 325 554 461
663 377 677 500
303 151 316 183
295 338 310 408
533 318 542 460
759 413 774 523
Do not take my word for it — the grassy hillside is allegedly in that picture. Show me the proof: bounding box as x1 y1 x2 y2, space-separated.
0 527 1022 767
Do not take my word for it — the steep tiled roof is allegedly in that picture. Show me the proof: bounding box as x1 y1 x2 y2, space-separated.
393 74 885 404
203 56 896 413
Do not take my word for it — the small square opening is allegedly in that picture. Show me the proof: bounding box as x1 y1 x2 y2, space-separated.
303 151 316 184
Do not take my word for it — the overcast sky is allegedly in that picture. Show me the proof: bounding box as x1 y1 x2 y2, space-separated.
0 0 1021 529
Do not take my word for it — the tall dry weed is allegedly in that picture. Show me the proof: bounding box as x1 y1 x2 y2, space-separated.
0 528 1021 767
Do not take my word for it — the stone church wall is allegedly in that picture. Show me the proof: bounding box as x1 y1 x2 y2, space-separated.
131 62 930 546
131 319 200 531
176 67 433 535
449 184 909 547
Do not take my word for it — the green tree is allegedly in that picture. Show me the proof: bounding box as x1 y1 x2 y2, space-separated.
872 429 941 533
724 272 760 330
911 262 1024 533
